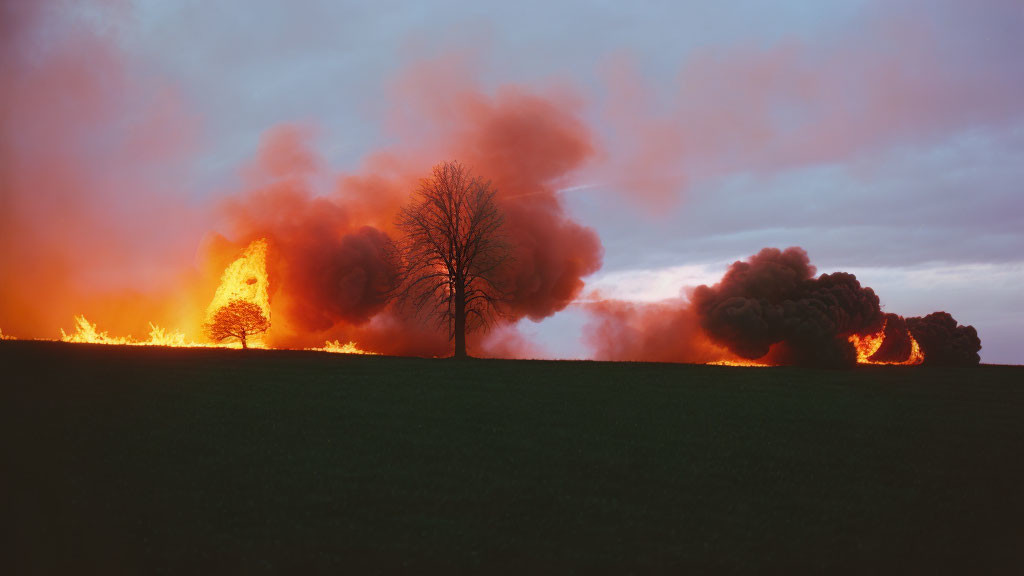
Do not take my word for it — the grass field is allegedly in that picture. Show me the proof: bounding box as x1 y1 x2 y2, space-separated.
4 340 1023 573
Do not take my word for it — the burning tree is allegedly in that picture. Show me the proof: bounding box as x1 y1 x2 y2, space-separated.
396 161 510 359
204 299 270 349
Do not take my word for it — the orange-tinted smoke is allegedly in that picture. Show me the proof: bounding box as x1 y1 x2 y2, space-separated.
385 61 604 322
218 126 400 345
584 248 891 367
597 3 1024 209
452 87 604 321
583 298 735 364
0 3 205 340
218 70 603 355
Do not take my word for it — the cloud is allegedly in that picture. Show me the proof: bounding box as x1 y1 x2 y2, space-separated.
594 1 1024 208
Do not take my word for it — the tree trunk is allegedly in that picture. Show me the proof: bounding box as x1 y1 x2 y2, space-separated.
240 332 248 349
454 280 467 359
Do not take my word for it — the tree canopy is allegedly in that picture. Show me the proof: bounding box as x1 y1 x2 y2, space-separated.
205 299 270 349
395 161 509 358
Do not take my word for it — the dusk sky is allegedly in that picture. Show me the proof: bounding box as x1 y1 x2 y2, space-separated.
2 0 1022 364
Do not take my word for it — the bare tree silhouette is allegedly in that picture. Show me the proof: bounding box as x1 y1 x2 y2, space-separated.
205 299 270 349
396 161 510 359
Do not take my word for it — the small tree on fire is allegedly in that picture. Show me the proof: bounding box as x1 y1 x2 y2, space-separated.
205 299 270 349
396 161 510 359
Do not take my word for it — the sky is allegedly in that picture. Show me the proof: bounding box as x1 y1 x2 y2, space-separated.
2 0 1022 364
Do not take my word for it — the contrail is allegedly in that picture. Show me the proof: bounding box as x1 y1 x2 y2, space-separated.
501 183 602 200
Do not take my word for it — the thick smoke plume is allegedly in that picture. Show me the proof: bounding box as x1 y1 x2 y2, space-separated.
0 0 601 358
218 71 603 355
691 247 883 367
865 311 981 366
907 312 982 366
2 5 996 362
587 247 981 367
217 126 402 346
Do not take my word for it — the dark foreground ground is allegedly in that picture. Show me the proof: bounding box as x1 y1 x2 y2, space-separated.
3 340 1023 573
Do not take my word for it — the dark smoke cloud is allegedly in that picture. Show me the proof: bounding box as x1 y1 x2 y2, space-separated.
586 248 984 367
691 247 883 367
907 312 982 366
280 225 397 329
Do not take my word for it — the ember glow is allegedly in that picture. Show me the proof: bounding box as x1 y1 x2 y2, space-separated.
706 360 772 368
45 238 377 353
49 239 273 350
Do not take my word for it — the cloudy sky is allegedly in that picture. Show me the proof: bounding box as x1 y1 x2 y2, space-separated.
3 0 1022 363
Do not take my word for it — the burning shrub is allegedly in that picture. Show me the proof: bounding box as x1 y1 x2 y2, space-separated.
205 300 270 349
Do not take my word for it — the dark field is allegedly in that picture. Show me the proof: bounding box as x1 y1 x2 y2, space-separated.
4 340 1023 573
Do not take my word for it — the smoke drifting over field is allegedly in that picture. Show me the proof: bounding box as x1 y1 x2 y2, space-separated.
586 247 981 367
0 2 602 356
583 299 732 364
1 2 996 363
692 247 883 367
215 72 602 353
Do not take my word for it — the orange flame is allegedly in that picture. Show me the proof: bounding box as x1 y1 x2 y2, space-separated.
61 315 135 345
58 314 235 347
205 239 271 325
849 320 925 365
312 340 377 355
50 239 274 349
849 329 886 363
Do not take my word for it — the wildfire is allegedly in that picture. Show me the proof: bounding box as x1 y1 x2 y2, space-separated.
206 238 271 325
849 329 885 363
61 315 133 345
706 359 771 367
49 239 274 350
57 315 232 347
314 340 376 355
848 320 925 365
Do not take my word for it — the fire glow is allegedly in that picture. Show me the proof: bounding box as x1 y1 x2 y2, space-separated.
8 238 374 355
706 360 771 368
849 319 925 366
2 240 979 367
314 341 376 355
61 315 193 347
